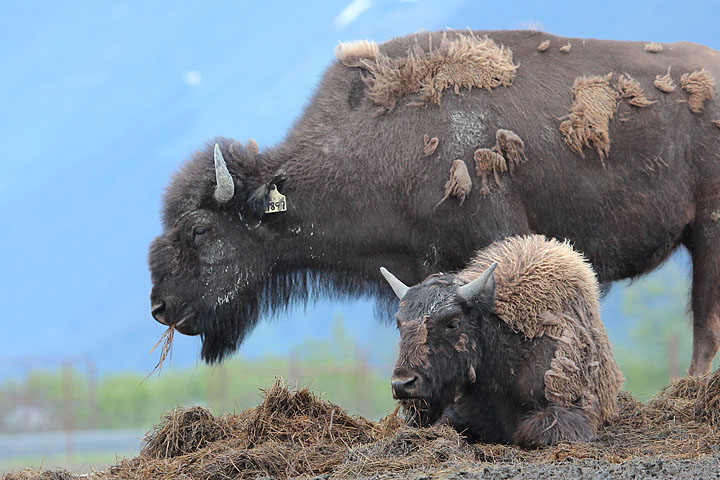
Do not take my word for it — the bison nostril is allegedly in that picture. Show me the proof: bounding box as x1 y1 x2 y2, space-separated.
151 301 167 324
391 375 419 398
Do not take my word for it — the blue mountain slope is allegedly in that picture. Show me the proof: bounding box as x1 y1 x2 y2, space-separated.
0 1 717 374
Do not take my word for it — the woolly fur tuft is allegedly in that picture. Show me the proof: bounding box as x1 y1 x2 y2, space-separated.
343 32 517 114
559 73 619 162
681 69 715 113
458 235 624 427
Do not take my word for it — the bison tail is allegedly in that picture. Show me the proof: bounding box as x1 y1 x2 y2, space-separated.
513 404 595 449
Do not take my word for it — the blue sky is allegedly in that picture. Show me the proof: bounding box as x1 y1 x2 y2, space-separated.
0 0 716 375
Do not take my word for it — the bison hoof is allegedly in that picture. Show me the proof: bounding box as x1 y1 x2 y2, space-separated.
513 404 594 449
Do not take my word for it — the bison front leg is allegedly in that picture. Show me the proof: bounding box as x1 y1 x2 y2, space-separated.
513 405 594 449
687 221 720 375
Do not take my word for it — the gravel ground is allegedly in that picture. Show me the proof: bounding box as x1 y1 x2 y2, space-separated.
368 454 720 480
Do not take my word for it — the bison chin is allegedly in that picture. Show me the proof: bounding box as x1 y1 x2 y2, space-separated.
196 296 261 364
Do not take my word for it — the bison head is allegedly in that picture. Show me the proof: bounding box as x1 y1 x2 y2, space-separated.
148 138 286 363
381 263 497 426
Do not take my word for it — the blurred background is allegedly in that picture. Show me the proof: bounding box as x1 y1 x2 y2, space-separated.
2 0 719 473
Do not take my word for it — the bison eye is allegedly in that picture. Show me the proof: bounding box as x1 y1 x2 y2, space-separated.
446 319 460 330
193 226 209 237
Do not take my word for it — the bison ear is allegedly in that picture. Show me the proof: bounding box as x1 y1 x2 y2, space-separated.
458 262 497 303
246 170 287 218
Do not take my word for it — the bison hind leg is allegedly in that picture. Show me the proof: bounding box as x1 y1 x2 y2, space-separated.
513 404 594 449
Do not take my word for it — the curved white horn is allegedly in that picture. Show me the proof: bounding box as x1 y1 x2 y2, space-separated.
458 262 498 301
213 143 235 203
380 267 410 300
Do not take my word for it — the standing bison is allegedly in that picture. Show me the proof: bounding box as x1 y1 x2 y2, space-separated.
382 235 624 447
149 30 720 373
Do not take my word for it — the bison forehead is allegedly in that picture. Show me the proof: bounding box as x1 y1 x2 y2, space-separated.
401 281 459 320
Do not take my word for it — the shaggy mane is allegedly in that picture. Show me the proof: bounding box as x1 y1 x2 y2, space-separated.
344 32 517 114
457 235 624 426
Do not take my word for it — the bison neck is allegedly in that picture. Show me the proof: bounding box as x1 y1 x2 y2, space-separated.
257 145 489 299
447 315 556 443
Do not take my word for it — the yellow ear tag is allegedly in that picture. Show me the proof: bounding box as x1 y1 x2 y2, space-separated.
264 184 287 214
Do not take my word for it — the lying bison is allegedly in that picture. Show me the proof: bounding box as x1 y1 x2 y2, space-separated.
148 29 720 373
382 235 624 447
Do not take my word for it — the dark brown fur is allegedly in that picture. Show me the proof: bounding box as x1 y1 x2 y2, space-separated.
390 235 622 447
149 30 720 373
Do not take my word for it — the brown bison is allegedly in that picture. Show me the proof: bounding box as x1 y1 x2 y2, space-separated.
382 235 624 447
148 29 719 373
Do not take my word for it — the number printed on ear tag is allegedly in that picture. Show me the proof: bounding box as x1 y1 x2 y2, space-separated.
265 184 287 214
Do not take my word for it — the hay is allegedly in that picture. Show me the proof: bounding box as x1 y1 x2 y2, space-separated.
537 40 550 52
616 74 655 107
559 43 571 53
422 134 439 156
147 325 174 377
654 66 677 93
559 73 618 163
2 470 73 480
644 42 663 53
11 373 720 480
353 32 517 114
435 159 472 208
681 69 715 113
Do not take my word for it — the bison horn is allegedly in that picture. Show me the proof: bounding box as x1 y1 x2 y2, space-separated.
458 262 498 301
380 267 410 300
213 143 235 204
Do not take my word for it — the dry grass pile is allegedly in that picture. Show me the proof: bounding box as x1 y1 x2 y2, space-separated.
6 371 720 480
82 379 474 480
2 470 73 480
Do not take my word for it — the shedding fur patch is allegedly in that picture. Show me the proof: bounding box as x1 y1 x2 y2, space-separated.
334 40 380 68
616 74 655 107
559 43 571 53
457 235 624 427
398 319 430 368
495 129 526 171
644 42 663 53
537 40 550 52
473 129 526 196
436 159 472 207
474 149 506 196
681 69 715 113
559 73 618 161
713 120 720 130
422 134 439 156
352 32 517 114
455 333 469 352
654 67 676 93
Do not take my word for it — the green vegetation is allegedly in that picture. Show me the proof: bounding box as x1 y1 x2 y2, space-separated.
614 261 719 401
0 318 396 433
